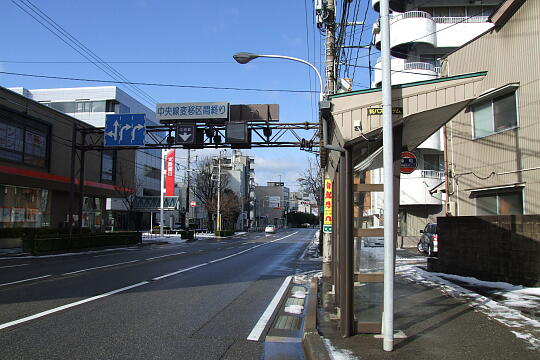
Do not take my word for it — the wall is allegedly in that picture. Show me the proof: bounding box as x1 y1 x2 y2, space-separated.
444 0 539 216
436 215 540 286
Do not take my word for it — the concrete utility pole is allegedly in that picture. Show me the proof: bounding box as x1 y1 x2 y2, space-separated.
380 0 396 352
322 0 336 280
325 0 336 95
185 149 191 229
216 151 222 232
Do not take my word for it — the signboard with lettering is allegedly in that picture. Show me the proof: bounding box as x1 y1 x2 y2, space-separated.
367 107 403 115
165 150 175 196
156 102 229 122
400 151 418 174
323 179 333 233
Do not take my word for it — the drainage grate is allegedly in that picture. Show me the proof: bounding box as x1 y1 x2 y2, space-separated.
274 315 300 330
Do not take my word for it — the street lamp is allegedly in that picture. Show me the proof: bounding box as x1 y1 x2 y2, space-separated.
233 52 324 101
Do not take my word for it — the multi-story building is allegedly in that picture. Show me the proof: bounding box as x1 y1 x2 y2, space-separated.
213 150 255 230
442 0 535 216
9 86 164 230
289 191 318 216
254 182 290 228
0 86 134 240
370 0 503 236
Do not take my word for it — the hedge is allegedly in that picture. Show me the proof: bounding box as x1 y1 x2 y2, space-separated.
22 231 141 254
214 230 235 237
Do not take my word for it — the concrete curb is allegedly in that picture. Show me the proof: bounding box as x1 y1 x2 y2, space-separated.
302 277 331 360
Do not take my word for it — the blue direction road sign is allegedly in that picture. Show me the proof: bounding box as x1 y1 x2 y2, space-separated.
175 124 196 144
105 114 146 146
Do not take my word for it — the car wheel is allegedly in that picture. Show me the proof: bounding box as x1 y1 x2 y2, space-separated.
427 244 433 257
417 241 424 253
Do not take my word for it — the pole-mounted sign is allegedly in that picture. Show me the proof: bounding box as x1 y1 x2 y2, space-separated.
400 151 417 174
323 179 333 233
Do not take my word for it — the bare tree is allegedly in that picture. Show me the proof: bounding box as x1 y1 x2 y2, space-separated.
192 157 236 230
297 156 323 207
114 156 143 230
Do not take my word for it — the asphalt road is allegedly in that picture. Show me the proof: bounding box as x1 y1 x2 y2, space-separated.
0 228 318 359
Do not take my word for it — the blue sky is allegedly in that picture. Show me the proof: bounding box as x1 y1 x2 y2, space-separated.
1 0 378 190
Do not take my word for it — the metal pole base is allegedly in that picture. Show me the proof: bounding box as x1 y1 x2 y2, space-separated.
383 338 394 351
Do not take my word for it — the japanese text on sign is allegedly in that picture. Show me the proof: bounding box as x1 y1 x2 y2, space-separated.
156 102 229 121
323 179 332 233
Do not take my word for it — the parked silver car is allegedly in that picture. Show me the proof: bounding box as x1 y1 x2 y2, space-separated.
418 223 438 257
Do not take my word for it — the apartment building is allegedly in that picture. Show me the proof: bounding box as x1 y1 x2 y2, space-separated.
254 182 290 228
370 0 503 235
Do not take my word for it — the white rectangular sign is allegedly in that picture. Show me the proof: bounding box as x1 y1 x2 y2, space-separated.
156 102 229 121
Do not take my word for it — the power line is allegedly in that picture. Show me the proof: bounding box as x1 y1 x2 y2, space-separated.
10 0 158 108
0 70 319 94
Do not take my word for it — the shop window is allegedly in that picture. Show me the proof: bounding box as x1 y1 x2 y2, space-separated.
0 110 50 169
0 185 50 228
475 189 523 216
101 150 116 183
472 92 518 139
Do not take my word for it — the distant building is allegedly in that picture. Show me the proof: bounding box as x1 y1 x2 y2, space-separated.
289 191 318 216
254 182 290 228
212 150 255 230
9 86 167 230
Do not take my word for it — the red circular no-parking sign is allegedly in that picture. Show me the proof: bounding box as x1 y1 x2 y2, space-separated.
400 151 417 174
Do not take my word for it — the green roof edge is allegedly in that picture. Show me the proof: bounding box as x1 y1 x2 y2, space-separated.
329 71 488 99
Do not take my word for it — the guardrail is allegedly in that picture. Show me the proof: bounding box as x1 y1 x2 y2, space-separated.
404 62 436 72
421 170 444 179
433 16 489 24
391 11 432 23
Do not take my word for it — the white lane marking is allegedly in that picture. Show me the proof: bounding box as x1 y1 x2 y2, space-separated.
0 281 148 331
152 263 208 281
145 252 186 261
63 260 139 275
247 275 293 341
0 275 51 287
0 264 29 269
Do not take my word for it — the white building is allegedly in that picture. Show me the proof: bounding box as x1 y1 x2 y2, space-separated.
9 86 165 230
369 0 503 236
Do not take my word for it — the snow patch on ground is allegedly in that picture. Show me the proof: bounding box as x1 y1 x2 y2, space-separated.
397 264 540 350
323 339 360 360
284 304 304 315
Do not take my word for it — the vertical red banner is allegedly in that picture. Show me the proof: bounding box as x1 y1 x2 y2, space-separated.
165 150 175 196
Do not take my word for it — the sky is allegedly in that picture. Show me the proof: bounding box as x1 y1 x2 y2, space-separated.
1 0 378 191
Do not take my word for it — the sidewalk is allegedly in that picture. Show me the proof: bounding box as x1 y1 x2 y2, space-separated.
306 253 540 359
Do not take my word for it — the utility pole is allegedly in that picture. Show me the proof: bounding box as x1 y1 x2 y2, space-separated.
185 149 191 229
216 151 222 232
380 0 396 352
325 0 336 95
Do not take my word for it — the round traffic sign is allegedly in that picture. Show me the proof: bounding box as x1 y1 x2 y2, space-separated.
190 201 197 207
400 151 417 174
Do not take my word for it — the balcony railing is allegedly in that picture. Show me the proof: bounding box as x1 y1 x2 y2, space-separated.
421 170 444 179
391 11 432 24
433 16 489 24
404 62 436 72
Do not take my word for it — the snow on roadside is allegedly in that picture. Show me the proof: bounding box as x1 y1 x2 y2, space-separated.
397 264 540 350
323 339 360 360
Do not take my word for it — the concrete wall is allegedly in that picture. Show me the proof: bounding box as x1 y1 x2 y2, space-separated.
436 215 540 286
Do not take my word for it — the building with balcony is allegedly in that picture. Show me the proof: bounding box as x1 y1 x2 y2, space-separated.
370 0 503 237
9 86 163 230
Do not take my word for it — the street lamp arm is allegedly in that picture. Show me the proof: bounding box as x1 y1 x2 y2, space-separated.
255 54 324 100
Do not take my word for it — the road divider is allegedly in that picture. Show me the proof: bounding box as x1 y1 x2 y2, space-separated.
0 275 51 288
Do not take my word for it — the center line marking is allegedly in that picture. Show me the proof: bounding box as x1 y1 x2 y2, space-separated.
63 260 139 275
145 252 186 261
0 264 29 269
0 275 51 287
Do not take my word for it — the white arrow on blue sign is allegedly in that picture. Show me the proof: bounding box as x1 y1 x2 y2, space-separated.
105 114 146 146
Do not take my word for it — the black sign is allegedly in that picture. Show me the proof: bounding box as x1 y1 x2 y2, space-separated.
175 124 196 144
